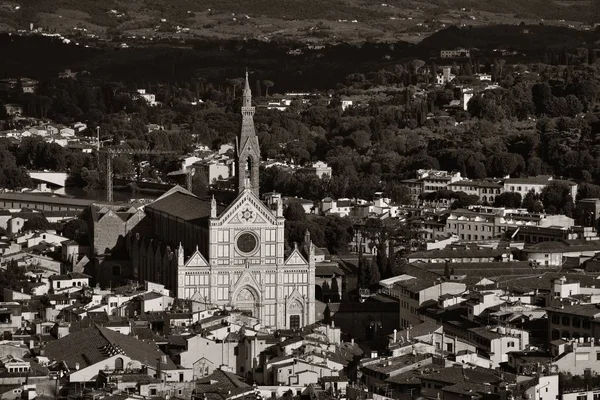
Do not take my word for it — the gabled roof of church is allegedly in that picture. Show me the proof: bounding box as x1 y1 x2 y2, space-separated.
215 187 276 221
146 190 224 225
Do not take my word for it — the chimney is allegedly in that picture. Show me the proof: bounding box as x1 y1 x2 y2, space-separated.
393 329 397 343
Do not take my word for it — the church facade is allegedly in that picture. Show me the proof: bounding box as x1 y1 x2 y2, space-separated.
127 73 316 329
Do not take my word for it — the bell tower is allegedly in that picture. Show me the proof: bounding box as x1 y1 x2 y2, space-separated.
236 70 260 196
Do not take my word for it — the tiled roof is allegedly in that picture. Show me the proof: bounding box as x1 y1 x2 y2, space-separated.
421 366 511 385
363 354 430 374
494 272 600 292
0 193 94 207
545 303 600 318
141 292 163 301
44 325 177 370
422 261 543 278
385 365 443 385
390 320 441 342
522 239 600 254
195 369 253 400
469 326 503 340
315 264 345 276
146 191 221 225
409 248 512 260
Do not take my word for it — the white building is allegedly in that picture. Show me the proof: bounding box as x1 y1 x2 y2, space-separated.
135 89 158 106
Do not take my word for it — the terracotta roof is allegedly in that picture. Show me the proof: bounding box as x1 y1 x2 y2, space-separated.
315 264 345 276
44 325 177 371
146 191 218 224
422 261 543 278
195 369 253 400
421 366 512 385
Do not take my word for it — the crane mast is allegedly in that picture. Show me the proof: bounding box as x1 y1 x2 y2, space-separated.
100 148 177 202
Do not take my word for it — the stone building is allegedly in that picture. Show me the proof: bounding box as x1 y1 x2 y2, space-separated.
127 73 316 329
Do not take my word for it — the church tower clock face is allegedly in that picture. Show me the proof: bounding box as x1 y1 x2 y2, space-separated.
236 232 259 255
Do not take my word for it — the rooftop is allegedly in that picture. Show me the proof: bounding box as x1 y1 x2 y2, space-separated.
43 325 177 371
146 190 223 225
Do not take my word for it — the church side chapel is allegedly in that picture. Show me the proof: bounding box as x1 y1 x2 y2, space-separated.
127 73 316 329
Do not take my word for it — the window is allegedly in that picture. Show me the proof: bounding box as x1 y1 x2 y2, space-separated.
593 393 600 400
150 389 157 396
562 317 570 326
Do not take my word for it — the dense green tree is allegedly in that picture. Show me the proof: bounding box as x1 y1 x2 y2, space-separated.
522 190 544 212
22 216 51 232
494 192 522 208
323 304 332 324
284 203 307 221
62 218 89 242
541 182 574 216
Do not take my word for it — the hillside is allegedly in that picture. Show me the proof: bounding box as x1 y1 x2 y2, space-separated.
0 0 596 43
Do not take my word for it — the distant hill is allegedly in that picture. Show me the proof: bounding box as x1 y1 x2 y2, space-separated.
0 0 596 43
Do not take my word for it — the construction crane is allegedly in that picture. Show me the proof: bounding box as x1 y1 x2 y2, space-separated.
100 148 178 202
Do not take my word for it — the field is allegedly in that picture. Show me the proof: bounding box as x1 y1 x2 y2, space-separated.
0 0 596 43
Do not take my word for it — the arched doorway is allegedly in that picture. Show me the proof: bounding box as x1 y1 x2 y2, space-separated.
235 287 258 317
288 300 303 329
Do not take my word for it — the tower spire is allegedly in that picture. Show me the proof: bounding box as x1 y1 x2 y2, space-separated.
237 69 260 196
243 68 252 108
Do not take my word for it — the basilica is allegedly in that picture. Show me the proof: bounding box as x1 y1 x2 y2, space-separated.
127 73 316 329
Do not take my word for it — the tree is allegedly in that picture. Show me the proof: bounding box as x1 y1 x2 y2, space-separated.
368 258 380 285
376 245 388 279
577 183 600 201
486 153 526 178
323 304 332 324
191 171 208 197
444 262 450 278
262 80 274 97
330 277 340 302
494 192 522 208
357 252 370 289
541 182 574 216
22 216 51 232
255 80 262 98
62 218 88 242
284 203 306 221
450 192 480 209
384 251 396 279
522 190 544 213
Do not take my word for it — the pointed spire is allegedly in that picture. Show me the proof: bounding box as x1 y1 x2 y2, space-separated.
243 68 252 108
237 70 259 196
210 195 217 218
177 242 184 265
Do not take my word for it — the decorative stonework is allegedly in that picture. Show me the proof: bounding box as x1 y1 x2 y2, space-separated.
239 207 255 223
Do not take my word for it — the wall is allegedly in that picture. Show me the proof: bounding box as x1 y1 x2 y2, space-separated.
179 336 237 377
